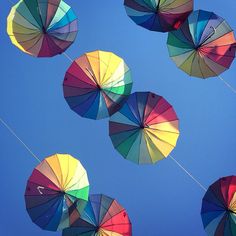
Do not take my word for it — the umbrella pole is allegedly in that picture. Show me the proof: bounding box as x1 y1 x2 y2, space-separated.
217 75 236 94
0 117 41 163
169 154 207 192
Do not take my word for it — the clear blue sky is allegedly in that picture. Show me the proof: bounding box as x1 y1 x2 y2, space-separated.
1 1 236 236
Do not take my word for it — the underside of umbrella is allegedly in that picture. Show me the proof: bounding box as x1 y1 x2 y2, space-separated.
7 0 78 57
109 92 180 164
167 10 236 78
25 154 89 231
63 194 132 236
124 0 193 32
63 50 133 120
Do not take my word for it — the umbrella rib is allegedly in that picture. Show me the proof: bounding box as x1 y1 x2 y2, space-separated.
27 194 62 209
64 171 87 191
162 0 192 10
32 196 63 223
145 105 173 125
102 70 131 88
169 155 207 192
202 22 233 46
100 208 126 226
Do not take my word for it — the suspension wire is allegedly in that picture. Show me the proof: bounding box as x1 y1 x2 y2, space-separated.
62 52 74 63
0 117 41 163
169 154 207 192
218 75 236 95
6 0 14 5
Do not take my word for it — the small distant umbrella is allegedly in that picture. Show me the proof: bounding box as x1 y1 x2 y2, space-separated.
63 50 133 120
201 176 236 236
167 10 236 79
124 0 193 32
25 154 89 231
63 194 132 236
109 92 180 164
7 0 78 57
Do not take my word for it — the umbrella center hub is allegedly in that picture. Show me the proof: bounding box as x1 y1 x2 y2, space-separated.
140 124 146 129
42 26 47 34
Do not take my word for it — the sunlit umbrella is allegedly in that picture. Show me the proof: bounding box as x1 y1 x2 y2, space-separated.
109 92 180 164
63 50 133 120
201 176 236 236
167 10 236 78
124 0 193 32
25 154 89 231
7 0 78 57
63 194 132 236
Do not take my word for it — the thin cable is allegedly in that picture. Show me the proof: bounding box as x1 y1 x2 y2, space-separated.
169 154 207 192
62 52 73 63
7 0 14 4
218 75 236 94
0 117 41 163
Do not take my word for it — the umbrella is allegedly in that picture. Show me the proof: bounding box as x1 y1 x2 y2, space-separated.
63 50 133 120
201 176 236 236
62 194 132 236
109 92 180 164
7 0 78 57
124 0 193 32
25 154 89 231
167 10 236 78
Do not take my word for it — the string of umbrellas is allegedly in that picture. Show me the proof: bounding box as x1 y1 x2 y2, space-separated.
3 0 236 235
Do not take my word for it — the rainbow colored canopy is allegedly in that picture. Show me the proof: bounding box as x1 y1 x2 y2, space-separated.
7 0 78 57
63 50 133 120
167 10 236 78
124 0 193 32
25 154 89 231
63 194 132 236
109 92 180 164
201 176 236 236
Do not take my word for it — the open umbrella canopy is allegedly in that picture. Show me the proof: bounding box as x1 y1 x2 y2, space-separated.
63 50 133 120
201 176 236 236
25 154 89 232
62 194 132 236
109 92 180 164
167 10 236 78
124 0 193 32
7 0 78 57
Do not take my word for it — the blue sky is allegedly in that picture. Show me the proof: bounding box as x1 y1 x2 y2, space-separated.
1 1 236 235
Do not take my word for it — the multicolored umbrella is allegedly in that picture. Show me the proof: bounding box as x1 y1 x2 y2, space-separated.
62 194 132 236
167 10 236 78
25 154 89 231
109 92 180 164
124 0 193 32
7 0 78 57
201 176 236 236
63 50 133 120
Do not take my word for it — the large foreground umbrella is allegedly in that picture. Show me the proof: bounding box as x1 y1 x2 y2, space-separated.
109 92 180 164
25 154 89 231
201 176 236 236
7 0 78 57
167 10 236 78
63 194 132 236
124 0 193 32
63 50 133 120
